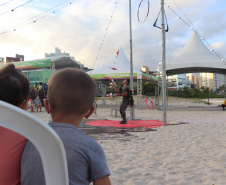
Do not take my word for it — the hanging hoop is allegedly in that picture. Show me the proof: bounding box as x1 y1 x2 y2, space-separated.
146 97 154 109
137 0 150 23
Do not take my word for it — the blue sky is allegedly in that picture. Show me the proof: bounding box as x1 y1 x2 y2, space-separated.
0 0 225 71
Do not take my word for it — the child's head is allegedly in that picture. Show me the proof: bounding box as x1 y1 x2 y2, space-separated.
0 63 30 107
47 68 96 116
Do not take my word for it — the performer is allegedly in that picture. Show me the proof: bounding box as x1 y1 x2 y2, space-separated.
112 79 130 124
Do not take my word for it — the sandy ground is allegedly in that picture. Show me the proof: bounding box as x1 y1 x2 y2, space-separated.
31 97 226 185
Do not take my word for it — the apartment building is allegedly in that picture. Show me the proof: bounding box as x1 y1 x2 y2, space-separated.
45 47 70 58
186 73 200 89
200 73 225 91
167 74 194 90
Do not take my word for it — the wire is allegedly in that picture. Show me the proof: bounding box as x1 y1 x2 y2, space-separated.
170 0 203 39
0 0 77 35
0 0 34 17
165 2 225 63
92 0 120 70
137 0 150 23
15 0 75 30
0 0 16 7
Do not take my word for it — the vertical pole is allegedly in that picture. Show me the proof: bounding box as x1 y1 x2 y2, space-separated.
157 74 160 109
129 0 135 120
167 75 168 106
224 74 226 98
161 0 167 126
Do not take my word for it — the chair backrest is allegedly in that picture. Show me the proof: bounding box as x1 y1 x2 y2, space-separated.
0 100 69 185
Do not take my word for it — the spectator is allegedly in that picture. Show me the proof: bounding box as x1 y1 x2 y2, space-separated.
34 82 38 96
29 87 36 104
27 99 35 112
43 82 48 97
221 100 226 110
34 96 42 112
0 63 30 185
22 68 111 185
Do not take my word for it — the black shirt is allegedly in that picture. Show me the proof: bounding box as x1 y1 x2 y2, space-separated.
122 85 130 101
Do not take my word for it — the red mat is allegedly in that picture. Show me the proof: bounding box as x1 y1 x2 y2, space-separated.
86 119 167 128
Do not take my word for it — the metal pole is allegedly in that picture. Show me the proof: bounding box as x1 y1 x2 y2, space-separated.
129 0 135 120
161 0 167 126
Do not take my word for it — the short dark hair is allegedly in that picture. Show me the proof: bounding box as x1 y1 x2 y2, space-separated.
126 79 130 85
0 63 30 106
48 68 97 115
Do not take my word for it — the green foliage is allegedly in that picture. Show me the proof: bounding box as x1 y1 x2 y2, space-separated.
143 82 156 96
168 87 225 99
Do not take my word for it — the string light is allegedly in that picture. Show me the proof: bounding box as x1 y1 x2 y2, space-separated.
0 0 15 7
0 0 34 17
166 2 225 64
91 0 120 70
0 0 77 36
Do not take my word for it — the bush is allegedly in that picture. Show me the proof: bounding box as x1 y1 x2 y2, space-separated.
168 87 224 99
143 82 156 96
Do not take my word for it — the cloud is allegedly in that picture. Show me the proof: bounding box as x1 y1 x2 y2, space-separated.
0 0 225 71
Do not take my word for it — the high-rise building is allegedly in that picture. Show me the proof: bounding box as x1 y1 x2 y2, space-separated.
167 74 194 90
45 47 70 58
16 54 24 61
186 73 200 89
200 73 225 91
194 76 200 89
157 62 195 90
141 66 149 74
5 57 21 63
1 54 24 63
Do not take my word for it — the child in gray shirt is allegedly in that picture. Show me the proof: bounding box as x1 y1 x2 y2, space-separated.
21 68 111 185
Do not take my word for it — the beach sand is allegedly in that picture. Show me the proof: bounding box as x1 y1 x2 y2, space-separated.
32 97 226 185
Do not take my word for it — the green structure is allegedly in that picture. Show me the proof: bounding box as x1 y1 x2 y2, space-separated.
22 68 55 87
0 56 83 87
0 59 54 87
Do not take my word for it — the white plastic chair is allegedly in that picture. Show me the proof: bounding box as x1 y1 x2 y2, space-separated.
0 100 69 185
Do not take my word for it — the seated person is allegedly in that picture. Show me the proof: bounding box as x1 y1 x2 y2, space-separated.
34 96 42 112
27 99 35 112
21 68 111 185
221 100 226 110
0 63 30 185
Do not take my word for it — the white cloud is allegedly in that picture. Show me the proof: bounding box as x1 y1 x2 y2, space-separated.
0 0 225 71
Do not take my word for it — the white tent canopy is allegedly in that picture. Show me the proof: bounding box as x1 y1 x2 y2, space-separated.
88 47 158 81
166 31 226 75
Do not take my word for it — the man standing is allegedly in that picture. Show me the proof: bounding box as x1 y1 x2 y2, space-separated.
112 79 130 124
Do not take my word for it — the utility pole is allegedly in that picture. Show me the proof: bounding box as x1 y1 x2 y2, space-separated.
129 0 135 120
161 0 167 126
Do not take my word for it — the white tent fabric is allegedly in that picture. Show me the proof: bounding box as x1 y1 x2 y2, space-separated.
89 47 141 74
166 31 226 75
88 47 157 80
